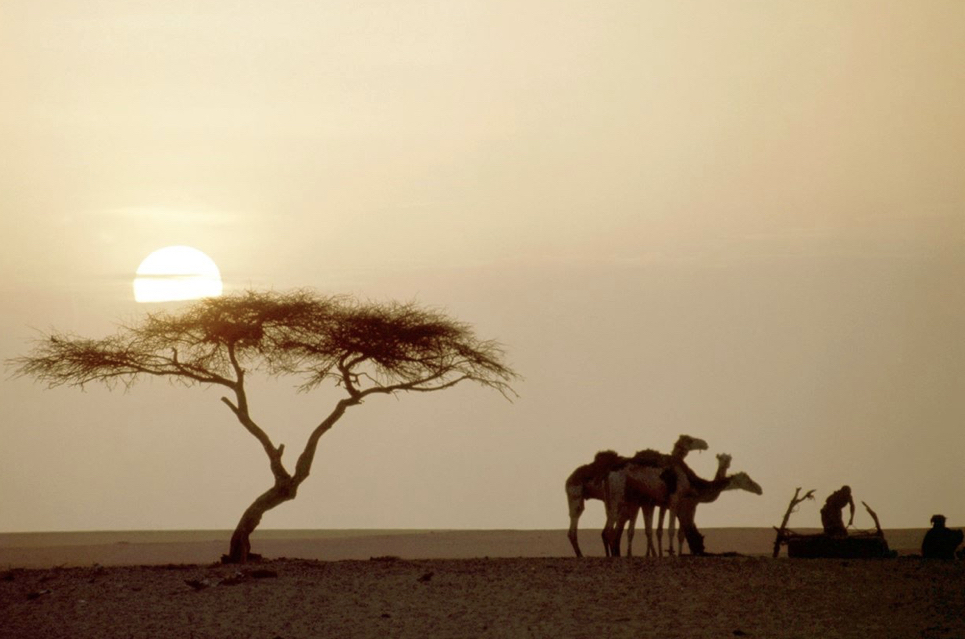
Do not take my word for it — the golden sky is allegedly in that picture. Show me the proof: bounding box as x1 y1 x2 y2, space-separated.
1 1 963 532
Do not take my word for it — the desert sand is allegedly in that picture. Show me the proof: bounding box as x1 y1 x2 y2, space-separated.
2 529 963 638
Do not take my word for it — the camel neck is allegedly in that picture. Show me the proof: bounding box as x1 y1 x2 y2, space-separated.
688 473 732 499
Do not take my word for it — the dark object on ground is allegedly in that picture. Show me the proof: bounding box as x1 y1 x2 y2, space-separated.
220 573 247 586
921 514 964 559
249 569 278 579
417 571 434 582
786 533 892 559
185 579 216 590
222 552 262 564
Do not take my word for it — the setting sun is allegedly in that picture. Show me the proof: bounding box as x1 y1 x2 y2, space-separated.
133 246 223 303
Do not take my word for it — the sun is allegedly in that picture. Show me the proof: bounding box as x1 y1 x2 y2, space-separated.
133 246 223 303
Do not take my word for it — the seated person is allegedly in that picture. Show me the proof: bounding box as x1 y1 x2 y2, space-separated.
921 514 964 559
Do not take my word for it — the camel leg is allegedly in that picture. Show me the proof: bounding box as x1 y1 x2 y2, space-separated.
602 469 628 557
566 490 584 558
603 504 624 557
677 501 693 554
656 507 666 557
676 502 704 555
602 499 621 557
602 491 630 558
610 516 627 557
642 504 656 557
627 504 639 557
668 509 676 556
676 504 691 553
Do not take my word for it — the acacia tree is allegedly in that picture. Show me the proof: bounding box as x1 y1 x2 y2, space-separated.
10 289 517 563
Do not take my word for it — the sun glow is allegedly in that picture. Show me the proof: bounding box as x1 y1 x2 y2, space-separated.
133 246 223 303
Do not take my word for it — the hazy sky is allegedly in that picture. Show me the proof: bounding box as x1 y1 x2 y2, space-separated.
2 1 963 534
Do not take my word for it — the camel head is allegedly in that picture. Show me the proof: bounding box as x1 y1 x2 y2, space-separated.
672 434 708 458
715 453 732 471
727 472 763 495
714 453 732 480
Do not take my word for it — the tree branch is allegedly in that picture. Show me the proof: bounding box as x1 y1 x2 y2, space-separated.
337 354 362 398
220 397 289 481
861 501 884 536
292 398 358 484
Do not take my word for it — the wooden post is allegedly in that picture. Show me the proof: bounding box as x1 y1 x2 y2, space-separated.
773 487 816 558
861 501 884 537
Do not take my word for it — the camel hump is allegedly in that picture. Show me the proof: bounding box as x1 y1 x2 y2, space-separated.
592 450 623 467
628 448 669 467
567 450 626 486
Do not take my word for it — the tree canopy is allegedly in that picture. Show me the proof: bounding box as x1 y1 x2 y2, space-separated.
18 289 514 397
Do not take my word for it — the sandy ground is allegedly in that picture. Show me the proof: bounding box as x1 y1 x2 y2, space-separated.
1 529 963 638
0 527 934 568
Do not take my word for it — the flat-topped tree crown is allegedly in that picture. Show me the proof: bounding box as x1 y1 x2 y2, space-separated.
15 290 514 397
9 289 517 563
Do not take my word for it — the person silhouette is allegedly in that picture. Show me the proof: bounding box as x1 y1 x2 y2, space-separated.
921 514 964 559
820 485 855 536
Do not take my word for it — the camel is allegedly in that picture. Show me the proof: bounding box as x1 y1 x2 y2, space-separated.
564 449 627 557
672 469 763 554
657 453 731 556
565 434 708 558
603 456 762 556
618 451 730 557
612 435 709 557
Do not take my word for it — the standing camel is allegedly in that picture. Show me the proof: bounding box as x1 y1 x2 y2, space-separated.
564 449 627 557
565 434 708 558
617 439 717 557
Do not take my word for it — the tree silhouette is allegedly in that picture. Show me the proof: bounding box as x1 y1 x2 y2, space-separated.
10 290 517 563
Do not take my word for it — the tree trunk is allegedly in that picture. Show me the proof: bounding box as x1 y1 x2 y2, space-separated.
223 480 299 563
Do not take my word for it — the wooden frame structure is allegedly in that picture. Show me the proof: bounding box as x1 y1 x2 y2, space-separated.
773 487 892 559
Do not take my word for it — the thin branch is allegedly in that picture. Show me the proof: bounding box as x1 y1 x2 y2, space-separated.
337 355 361 398
861 501 884 536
